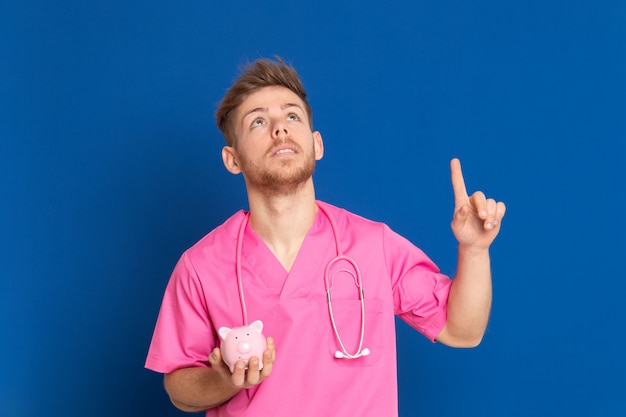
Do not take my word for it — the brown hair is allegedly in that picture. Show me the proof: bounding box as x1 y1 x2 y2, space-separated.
215 57 312 147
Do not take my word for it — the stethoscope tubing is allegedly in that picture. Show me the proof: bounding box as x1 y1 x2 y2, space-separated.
236 210 251 325
235 203 369 359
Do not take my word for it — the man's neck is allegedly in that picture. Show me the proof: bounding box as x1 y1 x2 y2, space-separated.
245 181 318 272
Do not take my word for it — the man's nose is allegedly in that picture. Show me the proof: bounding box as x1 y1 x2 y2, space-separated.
272 120 288 139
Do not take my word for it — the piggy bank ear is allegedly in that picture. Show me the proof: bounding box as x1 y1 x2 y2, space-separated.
218 326 231 341
249 320 264 333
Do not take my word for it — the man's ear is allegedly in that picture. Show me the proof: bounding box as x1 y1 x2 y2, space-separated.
222 146 242 174
313 131 324 161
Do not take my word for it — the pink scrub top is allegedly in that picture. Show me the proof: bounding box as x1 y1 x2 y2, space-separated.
145 201 451 417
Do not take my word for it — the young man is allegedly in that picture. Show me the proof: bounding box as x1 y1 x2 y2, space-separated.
145 58 506 416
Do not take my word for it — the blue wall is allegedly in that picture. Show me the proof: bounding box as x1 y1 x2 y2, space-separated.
1 1 624 416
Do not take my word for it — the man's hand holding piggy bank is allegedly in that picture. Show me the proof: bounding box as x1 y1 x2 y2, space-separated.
218 320 268 373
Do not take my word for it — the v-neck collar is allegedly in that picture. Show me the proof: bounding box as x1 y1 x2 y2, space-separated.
240 206 335 299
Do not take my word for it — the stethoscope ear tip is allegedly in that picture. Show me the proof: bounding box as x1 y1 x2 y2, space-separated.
361 347 370 356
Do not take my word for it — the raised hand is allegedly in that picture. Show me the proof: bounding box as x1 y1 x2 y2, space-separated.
450 158 506 249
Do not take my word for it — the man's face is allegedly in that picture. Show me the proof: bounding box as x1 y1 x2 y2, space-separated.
226 86 323 193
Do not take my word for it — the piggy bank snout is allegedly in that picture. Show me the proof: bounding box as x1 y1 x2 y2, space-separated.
237 339 253 353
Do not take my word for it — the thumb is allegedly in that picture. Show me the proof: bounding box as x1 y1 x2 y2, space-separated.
453 203 471 223
208 347 222 367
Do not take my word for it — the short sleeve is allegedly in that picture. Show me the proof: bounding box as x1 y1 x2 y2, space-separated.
145 252 215 374
383 225 452 342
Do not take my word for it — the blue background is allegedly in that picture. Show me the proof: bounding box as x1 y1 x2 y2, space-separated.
1 1 625 416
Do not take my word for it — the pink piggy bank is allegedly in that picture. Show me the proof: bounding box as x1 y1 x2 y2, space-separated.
218 320 267 373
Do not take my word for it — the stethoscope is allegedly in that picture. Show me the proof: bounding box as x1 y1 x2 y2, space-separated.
235 203 370 360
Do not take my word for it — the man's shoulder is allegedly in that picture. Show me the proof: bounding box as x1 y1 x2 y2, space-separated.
184 210 245 257
317 200 386 231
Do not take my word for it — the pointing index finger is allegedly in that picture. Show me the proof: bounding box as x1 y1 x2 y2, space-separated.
450 158 468 205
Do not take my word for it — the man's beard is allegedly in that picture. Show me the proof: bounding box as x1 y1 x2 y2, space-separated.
237 141 317 195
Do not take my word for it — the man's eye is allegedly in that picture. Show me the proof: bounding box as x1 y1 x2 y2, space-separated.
251 118 264 127
287 113 299 121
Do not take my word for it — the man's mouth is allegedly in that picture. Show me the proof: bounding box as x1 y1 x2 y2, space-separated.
269 143 299 156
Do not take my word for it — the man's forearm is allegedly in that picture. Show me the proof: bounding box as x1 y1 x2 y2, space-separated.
445 245 493 346
164 367 241 412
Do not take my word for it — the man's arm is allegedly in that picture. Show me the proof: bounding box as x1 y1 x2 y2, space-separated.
436 246 492 347
164 366 239 412
164 338 276 412
436 159 506 348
